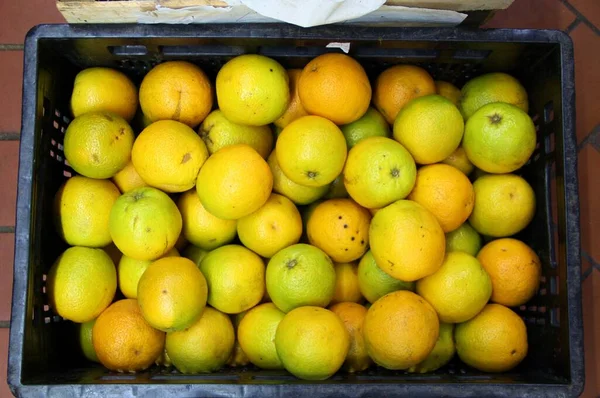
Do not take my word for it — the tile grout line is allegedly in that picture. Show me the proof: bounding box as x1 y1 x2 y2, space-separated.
0 132 21 141
577 123 599 152
566 18 581 34
560 0 600 35
582 264 594 280
581 250 600 281
0 226 15 233
0 44 24 51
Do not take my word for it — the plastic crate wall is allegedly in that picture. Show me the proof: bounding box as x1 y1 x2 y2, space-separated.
8 24 583 397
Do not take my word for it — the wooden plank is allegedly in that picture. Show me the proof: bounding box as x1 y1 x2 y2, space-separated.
57 0 514 24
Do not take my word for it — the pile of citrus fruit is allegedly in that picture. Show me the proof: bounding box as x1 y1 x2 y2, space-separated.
51 53 541 379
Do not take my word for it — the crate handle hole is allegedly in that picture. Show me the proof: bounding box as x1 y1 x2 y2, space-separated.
108 45 148 56
550 307 560 327
544 101 554 124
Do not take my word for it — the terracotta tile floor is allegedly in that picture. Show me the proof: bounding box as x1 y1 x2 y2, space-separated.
0 0 599 396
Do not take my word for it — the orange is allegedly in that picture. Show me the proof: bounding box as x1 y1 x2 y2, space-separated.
216 54 289 126
393 94 464 165
408 164 475 233
459 72 528 120
71 67 138 122
47 246 117 323
177 189 237 250
137 257 208 332
416 251 492 323
329 302 372 373
276 115 347 187
455 303 528 372
369 200 445 282
408 322 455 373
166 307 235 373
109 187 182 261
199 245 265 314
112 161 148 193
357 250 414 304
227 312 250 367
477 238 541 307
435 80 461 106
139 61 213 127
275 69 309 128
363 290 439 369
442 146 475 176
64 112 135 179
268 149 329 205
237 193 302 258
196 144 273 220
54 176 121 248
469 174 536 237
266 243 336 313
237 303 285 369
93 299 165 372
373 65 436 124
324 174 348 200
463 102 536 174
331 262 363 304
79 319 99 363
298 53 371 125
307 199 371 263
343 136 417 209
275 306 350 380
132 120 209 193
118 247 179 299
445 222 482 256
198 110 273 159
340 107 391 149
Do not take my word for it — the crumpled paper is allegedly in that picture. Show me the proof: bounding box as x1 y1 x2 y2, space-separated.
137 0 466 27
233 0 386 28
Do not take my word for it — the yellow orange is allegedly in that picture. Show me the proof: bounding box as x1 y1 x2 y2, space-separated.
139 61 213 127
64 112 135 179
455 304 528 372
237 193 302 258
177 189 237 250
47 246 117 323
196 144 273 220
369 200 445 282
268 149 328 205
71 67 138 121
166 307 235 373
199 245 265 314
276 115 347 187
54 176 120 247
137 257 208 332
112 161 148 193
275 306 350 380
216 54 289 126
237 303 285 369
131 120 209 193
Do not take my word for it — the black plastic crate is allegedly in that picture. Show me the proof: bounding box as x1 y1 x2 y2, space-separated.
8 24 583 397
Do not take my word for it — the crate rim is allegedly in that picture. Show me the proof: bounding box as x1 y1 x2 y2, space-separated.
9 23 583 398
